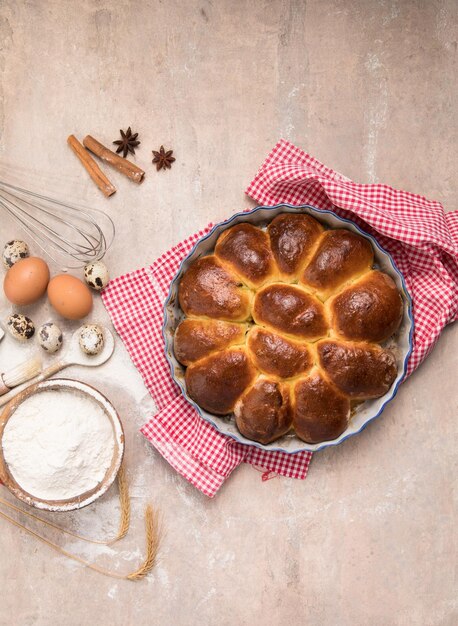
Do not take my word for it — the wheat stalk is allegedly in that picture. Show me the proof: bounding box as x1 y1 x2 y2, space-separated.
0 464 160 581
127 505 161 581
110 463 130 543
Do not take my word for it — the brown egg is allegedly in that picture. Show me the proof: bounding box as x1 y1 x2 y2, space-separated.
3 257 50 305
47 274 93 320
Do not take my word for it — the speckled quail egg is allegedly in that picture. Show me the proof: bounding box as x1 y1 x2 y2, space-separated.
6 314 35 342
38 322 63 353
3 240 30 269
78 324 104 355
84 261 109 291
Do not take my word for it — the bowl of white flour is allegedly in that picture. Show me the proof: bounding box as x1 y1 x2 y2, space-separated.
0 379 124 511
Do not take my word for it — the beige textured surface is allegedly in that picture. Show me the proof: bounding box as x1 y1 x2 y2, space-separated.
0 1 457 625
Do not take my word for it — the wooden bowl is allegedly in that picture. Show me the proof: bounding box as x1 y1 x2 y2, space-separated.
0 378 124 512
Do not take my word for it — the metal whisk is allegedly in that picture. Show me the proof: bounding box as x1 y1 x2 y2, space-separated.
0 180 115 269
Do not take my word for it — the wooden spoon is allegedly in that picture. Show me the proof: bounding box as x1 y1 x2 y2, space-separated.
0 327 115 408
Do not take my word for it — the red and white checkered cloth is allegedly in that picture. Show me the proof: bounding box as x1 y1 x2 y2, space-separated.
102 139 458 497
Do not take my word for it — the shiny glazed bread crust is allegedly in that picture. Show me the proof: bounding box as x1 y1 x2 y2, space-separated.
178 255 252 321
329 270 403 342
175 213 402 445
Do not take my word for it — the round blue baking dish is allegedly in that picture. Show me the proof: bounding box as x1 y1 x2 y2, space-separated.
162 204 414 454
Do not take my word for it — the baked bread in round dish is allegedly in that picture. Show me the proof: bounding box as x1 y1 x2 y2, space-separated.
174 213 404 446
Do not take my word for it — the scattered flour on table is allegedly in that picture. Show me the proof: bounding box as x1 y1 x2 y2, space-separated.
2 389 114 500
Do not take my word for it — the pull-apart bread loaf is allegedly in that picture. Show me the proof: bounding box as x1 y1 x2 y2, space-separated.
175 213 403 445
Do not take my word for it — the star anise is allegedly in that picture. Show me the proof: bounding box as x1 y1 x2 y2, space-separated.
152 146 175 171
113 127 140 158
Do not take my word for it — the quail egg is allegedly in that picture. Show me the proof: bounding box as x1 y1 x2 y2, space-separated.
78 324 104 355
3 240 30 269
84 261 109 291
7 314 35 342
38 322 63 353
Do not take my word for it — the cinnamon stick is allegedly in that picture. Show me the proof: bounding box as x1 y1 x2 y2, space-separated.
83 135 145 184
67 135 116 197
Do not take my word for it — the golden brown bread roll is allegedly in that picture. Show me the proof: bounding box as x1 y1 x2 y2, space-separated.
317 340 397 399
268 213 323 276
176 214 403 445
253 283 328 340
215 223 276 287
234 378 292 444
301 229 374 299
247 327 313 379
293 371 350 443
329 270 403 342
178 255 252 321
174 319 247 366
185 348 256 415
